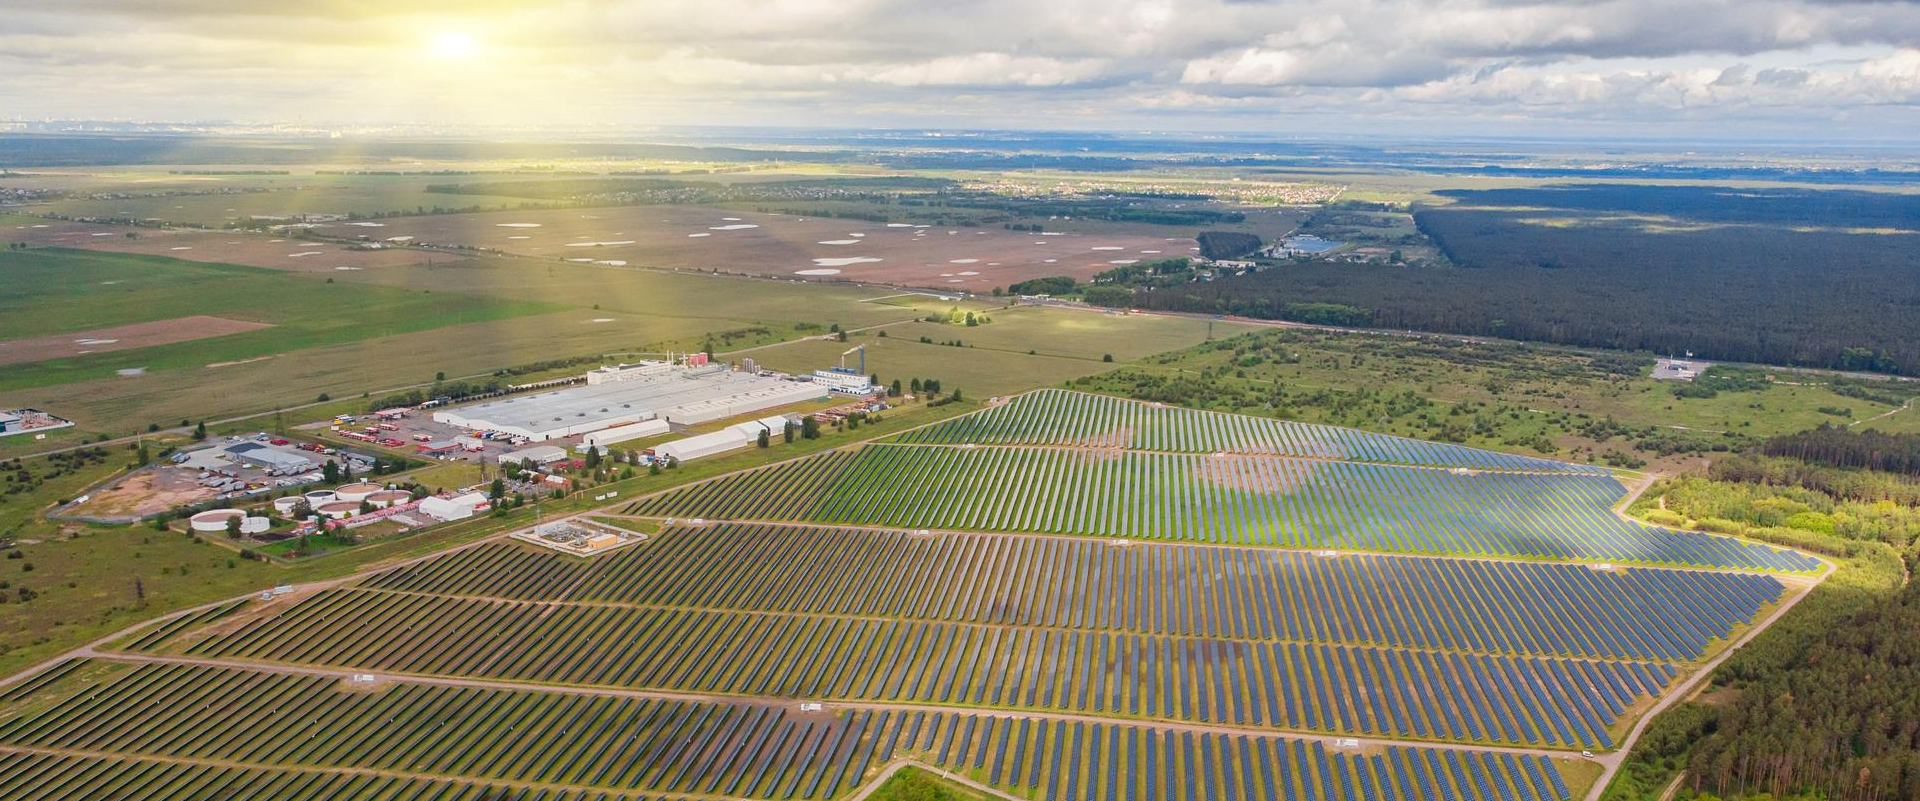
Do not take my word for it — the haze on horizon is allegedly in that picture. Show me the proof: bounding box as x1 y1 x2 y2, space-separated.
2 0 1919 140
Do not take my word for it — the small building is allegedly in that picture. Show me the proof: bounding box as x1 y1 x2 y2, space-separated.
498 444 568 466
1652 358 1703 381
0 412 20 435
418 492 489 522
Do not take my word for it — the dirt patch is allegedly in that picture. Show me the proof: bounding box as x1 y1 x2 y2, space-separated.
0 315 273 366
1068 425 1137 450
1193 454 1320 494
70 468 218 518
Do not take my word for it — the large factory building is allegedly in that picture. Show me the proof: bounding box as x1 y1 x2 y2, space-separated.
433 364 826 442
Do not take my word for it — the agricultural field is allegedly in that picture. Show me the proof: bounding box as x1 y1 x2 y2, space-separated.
0 248 964 427
342 204 1188 292
0 248 558 393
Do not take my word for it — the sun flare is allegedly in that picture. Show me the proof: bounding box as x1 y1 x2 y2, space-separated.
428 32 479 60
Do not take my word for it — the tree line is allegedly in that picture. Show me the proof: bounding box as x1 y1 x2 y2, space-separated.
1762 424 1920 478
1134 184 1920 376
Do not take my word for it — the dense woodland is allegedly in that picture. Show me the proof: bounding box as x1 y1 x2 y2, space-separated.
1137 185 1920 375
1763 425 1920 477
1614 450 1920 801
1196 230 1262 260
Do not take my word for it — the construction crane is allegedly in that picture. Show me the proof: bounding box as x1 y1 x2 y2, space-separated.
837 344 867 375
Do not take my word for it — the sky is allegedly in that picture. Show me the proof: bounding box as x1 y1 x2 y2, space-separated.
3 0 1919 139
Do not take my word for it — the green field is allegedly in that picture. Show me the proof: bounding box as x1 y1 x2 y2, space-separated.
0 249 561 389
742 306 1260 399
0 250 972 428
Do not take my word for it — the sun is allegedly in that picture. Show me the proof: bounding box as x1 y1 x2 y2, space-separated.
428 32 480 60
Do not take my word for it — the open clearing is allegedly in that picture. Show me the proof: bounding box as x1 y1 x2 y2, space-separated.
0 316 271 366
354 205 1187 290
58 468 217 519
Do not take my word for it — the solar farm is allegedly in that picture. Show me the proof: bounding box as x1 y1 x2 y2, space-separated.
0 389 1822 801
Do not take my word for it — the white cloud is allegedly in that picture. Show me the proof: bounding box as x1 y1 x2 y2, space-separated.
0 0 1918 133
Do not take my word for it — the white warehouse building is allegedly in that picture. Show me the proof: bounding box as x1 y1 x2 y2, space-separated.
652 429 753 463
582 419 672 448
433 366 826 442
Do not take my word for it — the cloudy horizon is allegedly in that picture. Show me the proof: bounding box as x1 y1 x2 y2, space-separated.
3 0 1918 140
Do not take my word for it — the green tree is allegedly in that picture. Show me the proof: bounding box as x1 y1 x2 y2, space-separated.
757 429 770 448
801 416 821 440
224 516 241 540
192 421 207 441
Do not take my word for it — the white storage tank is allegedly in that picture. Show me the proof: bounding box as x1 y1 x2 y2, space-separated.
365 490 411 509
333 482 381 503
190 509 269 534
315 501 360 519
271 496 302 517
189 509 246 532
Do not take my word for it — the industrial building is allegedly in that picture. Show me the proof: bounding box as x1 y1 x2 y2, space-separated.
434 364 825 442
585 360 675 385
582 419 671 448
512 518 645 556
652 429 753 463
419 492 489 522
224 442 315 474
498 444 569 466
811 368 876 396
0 408 74 438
